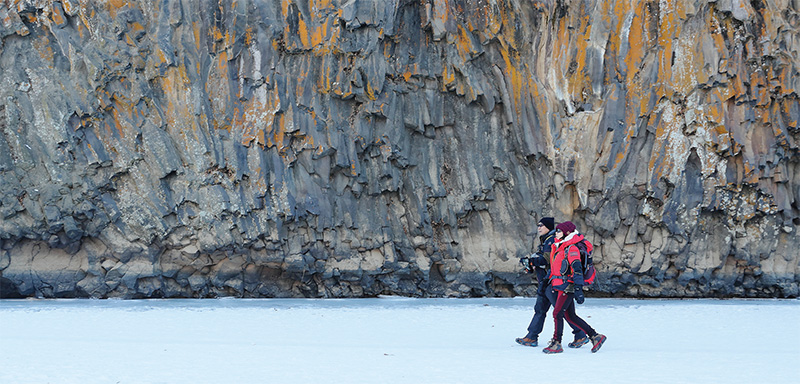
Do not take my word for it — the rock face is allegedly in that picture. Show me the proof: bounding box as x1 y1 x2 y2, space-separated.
0 0 798 298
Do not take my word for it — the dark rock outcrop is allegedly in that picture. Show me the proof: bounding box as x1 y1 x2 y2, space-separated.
0 0 797 298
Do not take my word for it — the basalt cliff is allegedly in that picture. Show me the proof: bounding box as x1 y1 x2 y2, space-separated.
1 0 798 298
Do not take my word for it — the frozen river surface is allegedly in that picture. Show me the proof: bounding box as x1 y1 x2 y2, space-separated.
2 297 798 384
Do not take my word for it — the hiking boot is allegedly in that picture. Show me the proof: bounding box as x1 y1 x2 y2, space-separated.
568 335 590 348
590 334 607 353
542 339 563 354
515 337 538 347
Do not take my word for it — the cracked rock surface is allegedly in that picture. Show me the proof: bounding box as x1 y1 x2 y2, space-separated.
0 0 798 298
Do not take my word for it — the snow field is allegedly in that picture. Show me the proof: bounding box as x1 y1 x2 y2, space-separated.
1 297 798 384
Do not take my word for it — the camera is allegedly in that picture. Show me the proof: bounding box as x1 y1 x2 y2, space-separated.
519 256 533 273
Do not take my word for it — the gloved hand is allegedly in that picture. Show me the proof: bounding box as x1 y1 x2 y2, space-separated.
519 257 532 273
531 254 548 268
574 287 585 304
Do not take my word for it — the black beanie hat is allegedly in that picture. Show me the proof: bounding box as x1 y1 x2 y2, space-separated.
539 217 555 231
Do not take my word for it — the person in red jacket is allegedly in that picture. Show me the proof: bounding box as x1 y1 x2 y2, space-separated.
542 221 607 354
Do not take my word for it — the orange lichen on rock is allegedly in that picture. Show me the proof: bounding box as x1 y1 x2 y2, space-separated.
32 35 54 63
621 1 648 86
499 46 525 115
453 24 474 63
49 2 67 27
440 64 456 90
105 0 127 18
236 85 281 148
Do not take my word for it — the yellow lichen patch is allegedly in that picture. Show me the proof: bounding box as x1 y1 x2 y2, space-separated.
3 9 13 26
758 4 778 40
155 47 169 67
209 25 224 43
109 108 127 138
769 105 788 149
751 71 770 106
619 3 647 87
297 16 310 48
265 111 318 163
656 0 683 99
605 5 624 72
281 0 310 51
32 36 54 63
613 151 627 169
216 49 228 74
730 72 746 100
158 64 196 153
62 0 78 16
709 21 728 76
281 0 290 18
363 77 377 101
130 22 145 37
704 86 732 127
309 18 326 48
316 55 333 93
20 10 36 24
403 69 414 82
567 47 590 99
106 0 127 18
310 17 339 55
401 63 420 82
225 28 235 49
279 7 337 54
494 0 518 49
331 67 354 99
311 0 332 12
251 166 268 191
233 87 280 147
625 82 650 127
781 99 798 128
528 80 547 109
441 64 456 90
742 159 759 185
299 132 315 150
453 24 475 63
294 66 310 98
50 3 67 26
498 46 526 114
483 1 502 38
242 26 255 46
548 7 573 97
193 22 202 50
708 123 732 154
77 10 95 39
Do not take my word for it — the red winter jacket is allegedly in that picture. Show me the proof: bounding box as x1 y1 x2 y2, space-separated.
548 232 586 291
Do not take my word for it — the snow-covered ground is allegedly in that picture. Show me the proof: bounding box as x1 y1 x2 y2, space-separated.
1 297 798 384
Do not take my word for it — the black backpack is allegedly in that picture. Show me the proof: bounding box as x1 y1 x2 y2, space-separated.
573 239 596 285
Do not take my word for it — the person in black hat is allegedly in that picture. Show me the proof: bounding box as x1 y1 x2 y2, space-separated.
516 217 587 347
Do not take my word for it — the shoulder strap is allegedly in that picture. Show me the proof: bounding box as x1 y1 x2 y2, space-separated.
577 240 594 267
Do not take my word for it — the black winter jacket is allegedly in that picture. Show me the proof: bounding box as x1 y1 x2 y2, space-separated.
531 229 556 296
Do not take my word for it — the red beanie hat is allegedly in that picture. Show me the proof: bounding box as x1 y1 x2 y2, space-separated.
555 221 577 235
